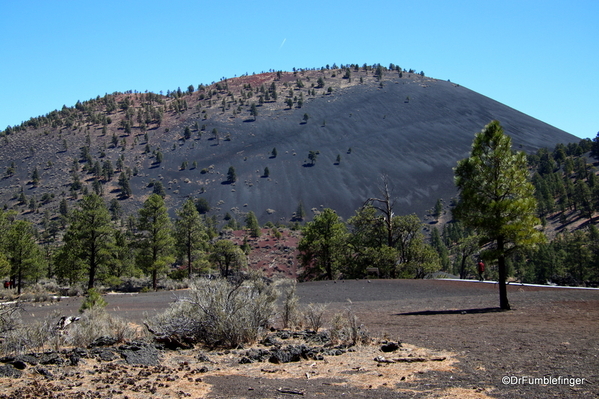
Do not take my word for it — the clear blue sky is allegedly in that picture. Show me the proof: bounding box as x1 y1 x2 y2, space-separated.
1 0 597 139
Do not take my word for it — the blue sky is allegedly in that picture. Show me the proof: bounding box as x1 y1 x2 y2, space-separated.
1 0 597 139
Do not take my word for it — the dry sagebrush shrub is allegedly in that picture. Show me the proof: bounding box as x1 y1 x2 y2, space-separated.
146 276 279 348
0 307 140 356
304 303 327 333
329 302 370 346
277 279 301 329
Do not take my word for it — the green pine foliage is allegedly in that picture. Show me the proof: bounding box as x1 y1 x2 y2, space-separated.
227 166 236 183
4 219 43 294
136 194 175 290
56 194 116 289
175 198 208 277
298 209 348 280
454 120 545 309
245 211 261 238
79 288 107 313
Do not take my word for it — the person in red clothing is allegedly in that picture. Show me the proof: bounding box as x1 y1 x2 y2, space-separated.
477 260 485 281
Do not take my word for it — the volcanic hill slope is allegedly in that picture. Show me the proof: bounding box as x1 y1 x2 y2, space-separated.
0 65 579 225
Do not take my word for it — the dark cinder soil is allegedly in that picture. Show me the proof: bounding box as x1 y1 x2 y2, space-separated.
293 279 599 398
16 279 599 398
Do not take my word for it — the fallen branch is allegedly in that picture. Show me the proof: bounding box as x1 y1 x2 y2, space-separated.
395 356 446 362
374 355 446 363
392 357 427 363
277 388 305 395
373 356 395 363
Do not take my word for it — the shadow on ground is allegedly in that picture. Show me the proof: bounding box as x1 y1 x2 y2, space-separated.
395 307 506 316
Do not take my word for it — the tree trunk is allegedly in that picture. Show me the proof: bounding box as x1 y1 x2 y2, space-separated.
460 255 467 279
497 237 511 310
187 245 192 278
88 262 96 290
17 267 22 295
88 238 97 290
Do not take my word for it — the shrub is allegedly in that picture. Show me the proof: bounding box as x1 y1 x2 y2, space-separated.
68 307 140 348
279 280 300 329
0 304 21 340
0 307 141 356
0 310 63 355
101 275 123 290
79 288 107 313
329 301 369 346
18 284 54 303
304 303 327 333
146 276 278 348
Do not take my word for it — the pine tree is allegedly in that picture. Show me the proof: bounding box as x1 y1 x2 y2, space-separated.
295 201 306 221
102 160 114 181
118 172 132 198
152 181 166 198
245 211 261 238
137 194 175 290
298 209 347 280
5 220 42 294
454 120 545 309
433 199 443 220
59 198 69 216
175 198 207 277
31 167 40 186
58 194 115 289
209 239 247 277
227 166 237 183
250 103 258 120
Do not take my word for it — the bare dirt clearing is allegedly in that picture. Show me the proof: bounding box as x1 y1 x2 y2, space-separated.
7 279 599 398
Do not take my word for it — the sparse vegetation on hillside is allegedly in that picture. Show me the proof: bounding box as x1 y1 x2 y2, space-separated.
0 64 593 293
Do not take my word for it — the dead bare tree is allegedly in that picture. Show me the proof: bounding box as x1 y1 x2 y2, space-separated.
363 174 396 248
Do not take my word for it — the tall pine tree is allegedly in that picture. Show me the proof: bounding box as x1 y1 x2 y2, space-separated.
58 194 115 289
137 194 174 290
175 198 207 277
454 120 545 309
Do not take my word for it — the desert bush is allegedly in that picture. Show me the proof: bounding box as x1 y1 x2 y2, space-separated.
146 275 278 348
0 304 21 338
38 278 61 294
65 283 86 297
68 307 140 348
304 303 327 333
328 302 369 346
0 290 17 301
329 312 346 344
278 280 300 329
18 283 56 303
0 310 64 355
0 307 141 355
162 276 190 291
118 276 150 292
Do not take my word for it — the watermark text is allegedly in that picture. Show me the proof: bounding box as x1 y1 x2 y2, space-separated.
502 375 586 387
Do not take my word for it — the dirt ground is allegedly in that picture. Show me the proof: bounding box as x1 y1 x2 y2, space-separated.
8 279 599 398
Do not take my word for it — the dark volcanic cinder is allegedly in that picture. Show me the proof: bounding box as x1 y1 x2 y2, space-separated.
0 68 578 224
